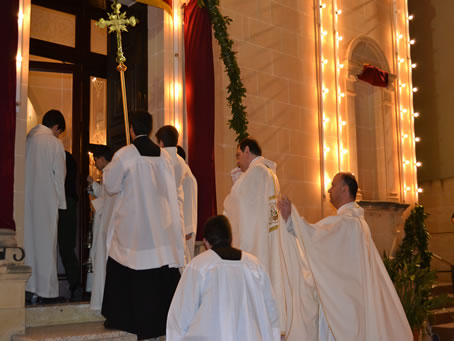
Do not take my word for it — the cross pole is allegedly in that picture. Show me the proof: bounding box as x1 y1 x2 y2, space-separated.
97 1 137 145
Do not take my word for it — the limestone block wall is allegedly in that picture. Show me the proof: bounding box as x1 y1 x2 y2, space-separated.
214 0 402 222
419 178 454 276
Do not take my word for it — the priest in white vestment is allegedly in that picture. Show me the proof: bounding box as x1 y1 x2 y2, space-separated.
278 172 413 341
156 126 198 259
101 112 185 340
223 138 319 340
86 145 114 311
167 215 280 341
25 110 67 300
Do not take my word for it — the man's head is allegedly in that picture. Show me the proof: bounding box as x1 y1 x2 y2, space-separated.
328 172 358 209
203 215 233 249
155 125 179 148
42 109 66 137
129 111 153 139
93 145 113 171
236 137 262 172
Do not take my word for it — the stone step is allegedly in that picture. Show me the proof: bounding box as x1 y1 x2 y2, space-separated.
432 322 454 341
432 282 453 296
26 303 104 328
432 307 454 325
12 321 136 341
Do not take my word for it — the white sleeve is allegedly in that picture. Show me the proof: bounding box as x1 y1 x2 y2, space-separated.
102 155 124 196
166 265 202 340
91 181 103 198
54 145 67 210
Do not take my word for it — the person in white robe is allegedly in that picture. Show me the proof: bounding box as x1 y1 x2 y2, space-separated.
167 215 280 341
156 126 197 259
25 110 67 301
86 145 114 311
223 137 319 340
176 145 198 258
278 172 413 341
101 111 185 340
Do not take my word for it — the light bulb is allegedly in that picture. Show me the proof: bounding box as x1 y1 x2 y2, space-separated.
411 63 417 68
398 34 403 40
399 58 405 63
410 39 415 45
415 137 421 142
336 9 342 15
400 83 407 88
416 161 422 167
408 14 414 21
417 188 423 193
338 63 344 69
321 3 327 9
413 112 420 118
412 87 418 93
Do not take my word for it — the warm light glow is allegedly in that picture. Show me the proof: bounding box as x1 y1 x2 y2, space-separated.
92 77 97 82
412 87 418 93
336 9 342 15
322 58 328 64
401 108 408 113
408 14 414 21
322 30 328 36
411 63 417 68
18 10 24 26
417 188 423 193
338 63 344 69
341 120 347 126
324 147 330 153
174 120 182 134
323 88 329 94
416 161 422 167
337 35 343 41
399 58 405 63
415 137 421 142
16 53 22 70
402 134 409 139
321 3 327 9
174 82 182 101
413 112 420 118
400 83 407 88
410 39 415 45
403 160 410 165
405 186 411 191
398 34 403 40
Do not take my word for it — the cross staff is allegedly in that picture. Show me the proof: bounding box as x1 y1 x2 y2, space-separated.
97 1 137 145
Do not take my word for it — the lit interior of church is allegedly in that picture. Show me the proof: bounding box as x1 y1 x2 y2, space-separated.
1 0 454 340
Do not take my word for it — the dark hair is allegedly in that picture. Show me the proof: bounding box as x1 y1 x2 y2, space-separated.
93 145 114 162
176 145 186 160
203 215 233 248
42 109 66 132
130 111 153 136
155 125 179 147
238 137 262 156
339 172 358 200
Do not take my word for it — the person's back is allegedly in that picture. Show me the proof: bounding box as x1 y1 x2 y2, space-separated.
167 215 280 341
25 110 66 301
104 144 184 269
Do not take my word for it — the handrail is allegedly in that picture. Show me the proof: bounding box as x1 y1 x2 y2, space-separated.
433 253 454 267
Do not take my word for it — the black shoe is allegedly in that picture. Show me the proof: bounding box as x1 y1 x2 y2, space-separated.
103 320 117 330
25 291 38 305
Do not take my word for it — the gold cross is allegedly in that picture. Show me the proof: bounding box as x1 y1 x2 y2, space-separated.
97 1 137 64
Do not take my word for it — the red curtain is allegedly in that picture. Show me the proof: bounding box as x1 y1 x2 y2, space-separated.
0 0 19 231
357 64 389 88
184 0 216 240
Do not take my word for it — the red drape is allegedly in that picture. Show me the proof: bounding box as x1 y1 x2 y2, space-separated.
0 0 19 231
184 0 216 240
357 64 389 88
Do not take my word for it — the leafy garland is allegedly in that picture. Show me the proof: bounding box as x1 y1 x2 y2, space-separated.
197 0 249 142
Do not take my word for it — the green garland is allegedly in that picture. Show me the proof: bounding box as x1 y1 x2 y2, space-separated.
198 0 248 142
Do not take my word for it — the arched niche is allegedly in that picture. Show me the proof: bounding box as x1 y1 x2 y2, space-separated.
343 36 400 202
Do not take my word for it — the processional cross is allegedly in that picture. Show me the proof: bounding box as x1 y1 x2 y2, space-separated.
97 1 137 145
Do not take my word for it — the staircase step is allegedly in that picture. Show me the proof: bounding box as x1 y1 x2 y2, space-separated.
432 322 454 341
432 282 453 296
12 322 136 341
26 303 104 328
432 307 454 325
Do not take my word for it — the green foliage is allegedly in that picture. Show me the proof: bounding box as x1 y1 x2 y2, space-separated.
384 205 454 332
198 0 249 142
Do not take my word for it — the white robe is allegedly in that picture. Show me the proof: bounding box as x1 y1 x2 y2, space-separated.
24 124 66 298
103 145 185 270
288 202 413 341
223 157 319 340
166 249 281 341
88 181 116 310
182 166 197 258
164 147 197 259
